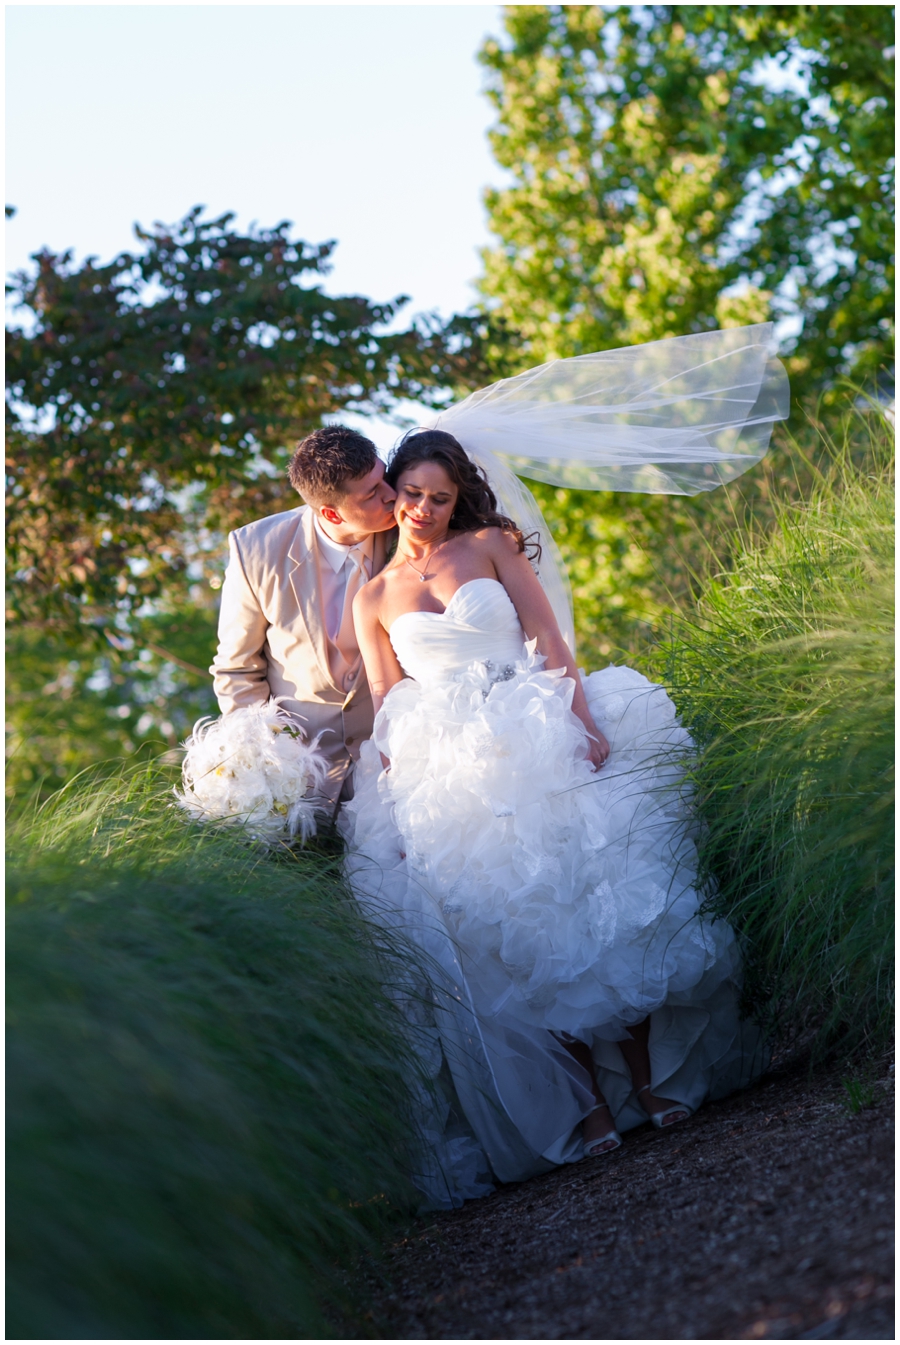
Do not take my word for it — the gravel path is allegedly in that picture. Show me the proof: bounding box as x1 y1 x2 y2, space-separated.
359 1051 893 1340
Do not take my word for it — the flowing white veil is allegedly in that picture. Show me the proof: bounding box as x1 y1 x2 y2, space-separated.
432 323 790 654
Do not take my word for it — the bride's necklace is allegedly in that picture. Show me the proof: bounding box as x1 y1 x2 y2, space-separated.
398 535 451 583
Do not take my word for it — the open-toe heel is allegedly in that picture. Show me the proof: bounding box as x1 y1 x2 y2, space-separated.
582 1103 622 1158
637 1084 692 1130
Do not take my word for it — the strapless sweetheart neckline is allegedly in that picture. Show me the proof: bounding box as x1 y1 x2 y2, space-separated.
389 576 507 633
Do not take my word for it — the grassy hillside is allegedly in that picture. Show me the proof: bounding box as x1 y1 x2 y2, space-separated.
7 769 421 1338
6 402 892 1339
650 412 894 1056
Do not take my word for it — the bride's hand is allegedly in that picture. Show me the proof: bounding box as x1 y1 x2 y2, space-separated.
587 730 610 772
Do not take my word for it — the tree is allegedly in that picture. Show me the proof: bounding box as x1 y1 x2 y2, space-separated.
5 208 519 802
5 609 218 807
6 207 494 628
472 6 893 664
478 6 894 391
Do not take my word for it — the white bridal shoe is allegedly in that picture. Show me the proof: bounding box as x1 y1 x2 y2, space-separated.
582 1104 623 1159
637 1084 693 1130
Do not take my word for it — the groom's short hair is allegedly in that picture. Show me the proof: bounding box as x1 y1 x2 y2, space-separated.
288 425 379 505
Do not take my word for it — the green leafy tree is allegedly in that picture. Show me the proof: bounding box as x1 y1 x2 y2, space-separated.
5 207 512 800
478 5 894 391
6 207 493 629
5 608 218 806
474 7 892 662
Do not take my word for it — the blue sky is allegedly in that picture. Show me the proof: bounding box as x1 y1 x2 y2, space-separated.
6 6 503 330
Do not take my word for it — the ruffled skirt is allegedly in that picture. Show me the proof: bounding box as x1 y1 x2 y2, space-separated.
340 651 766 1207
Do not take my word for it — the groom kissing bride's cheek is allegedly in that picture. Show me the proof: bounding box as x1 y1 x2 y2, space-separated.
206 327 788 1210
211 425 398 809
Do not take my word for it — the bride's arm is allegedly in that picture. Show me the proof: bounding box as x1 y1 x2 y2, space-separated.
489 530 610 770
353 581 406 766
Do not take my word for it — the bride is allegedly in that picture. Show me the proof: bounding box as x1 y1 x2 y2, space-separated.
340 328 785 1208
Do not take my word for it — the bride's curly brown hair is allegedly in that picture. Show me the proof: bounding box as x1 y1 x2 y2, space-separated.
387 429 541 560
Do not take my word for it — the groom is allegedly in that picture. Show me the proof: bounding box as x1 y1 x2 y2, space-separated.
210 424 397 807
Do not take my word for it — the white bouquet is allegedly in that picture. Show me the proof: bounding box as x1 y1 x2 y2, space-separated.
175 699 330 844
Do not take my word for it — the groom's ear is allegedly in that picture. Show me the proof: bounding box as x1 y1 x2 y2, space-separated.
319 504 344 526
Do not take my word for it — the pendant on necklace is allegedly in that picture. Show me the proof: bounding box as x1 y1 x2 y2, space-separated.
419 574 426 582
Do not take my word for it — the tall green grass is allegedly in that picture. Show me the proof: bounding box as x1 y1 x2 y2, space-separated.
654 412 894 1057
7 405 893 1340
7 766 420 1339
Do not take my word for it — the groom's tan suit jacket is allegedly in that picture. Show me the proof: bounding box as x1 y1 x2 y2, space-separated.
210 505 390 806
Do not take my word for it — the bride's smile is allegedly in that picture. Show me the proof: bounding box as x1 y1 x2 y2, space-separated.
394 461 458 546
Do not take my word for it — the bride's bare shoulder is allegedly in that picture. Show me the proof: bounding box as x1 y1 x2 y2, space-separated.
353 568 389 612
467 526 523 558
354 563 403 616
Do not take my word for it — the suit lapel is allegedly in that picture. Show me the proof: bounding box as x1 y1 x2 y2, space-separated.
288 508 339 691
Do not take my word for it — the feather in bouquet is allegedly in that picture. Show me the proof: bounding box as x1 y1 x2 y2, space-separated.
175 699 330 844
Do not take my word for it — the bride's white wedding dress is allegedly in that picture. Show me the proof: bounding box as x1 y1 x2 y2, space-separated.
340 577 766 1209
